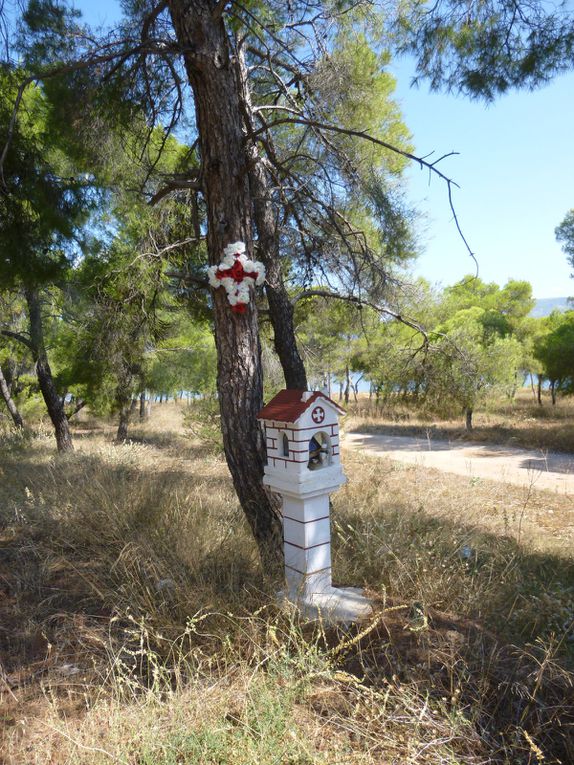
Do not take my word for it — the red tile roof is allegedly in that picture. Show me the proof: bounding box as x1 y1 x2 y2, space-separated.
257 389 345 423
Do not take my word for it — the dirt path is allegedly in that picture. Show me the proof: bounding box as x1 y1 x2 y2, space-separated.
344 431 574 494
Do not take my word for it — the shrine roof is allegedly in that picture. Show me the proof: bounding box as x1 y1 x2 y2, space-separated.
257 389 345 424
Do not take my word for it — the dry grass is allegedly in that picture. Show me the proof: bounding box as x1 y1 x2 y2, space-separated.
1 402 573 764
346 389 574 453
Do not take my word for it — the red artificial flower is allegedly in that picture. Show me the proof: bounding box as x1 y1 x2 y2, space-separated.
231 303 247 314
229 259 245 282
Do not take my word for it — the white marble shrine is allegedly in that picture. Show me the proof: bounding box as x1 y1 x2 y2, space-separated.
257 389 372 622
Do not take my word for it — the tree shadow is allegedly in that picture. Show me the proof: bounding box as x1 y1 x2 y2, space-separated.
519 456 574 474
330 500 574 763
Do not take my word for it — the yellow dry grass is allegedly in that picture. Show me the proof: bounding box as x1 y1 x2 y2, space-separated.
346 389 574 453
0 401 572 764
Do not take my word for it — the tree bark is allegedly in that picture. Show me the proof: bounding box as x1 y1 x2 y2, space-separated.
0 362 24 429
66 398 86 420
167 1 282 571
25 287 74 452
116 404 130 442
139 391 147 420
114 367 133 443
537 375 543 406
550 380 557 406
236 48 307 390
465 407 473 431
344 364 350 405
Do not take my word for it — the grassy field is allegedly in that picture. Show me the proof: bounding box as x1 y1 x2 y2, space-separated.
346 389 574 453
1 402 573 764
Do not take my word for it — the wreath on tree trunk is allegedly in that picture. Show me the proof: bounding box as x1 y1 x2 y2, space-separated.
207 241 266 314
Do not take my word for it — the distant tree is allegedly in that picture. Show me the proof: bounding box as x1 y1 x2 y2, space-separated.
352 317 427 402
295 297 376 402
441 277 535 339
519 316 548 404
556 210 574 273
0 293 30 429
429 312 524 430
0 72 92 451
533 310 574 403
0 360 24 430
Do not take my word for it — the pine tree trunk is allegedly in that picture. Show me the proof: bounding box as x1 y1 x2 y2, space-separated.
537 375 543 405
167 0 282 571
25 288 73 453
0 363 24 429
237 49 307 390
115 369 133 443
344 364 350 405
465 407 473 431
116 405 130 442
139 391 146 420
529 373 536 401
262 248 308 389
550 380 557 405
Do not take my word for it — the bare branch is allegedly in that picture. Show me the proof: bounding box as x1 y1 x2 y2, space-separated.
148 174 203 205
141 0 169 41
165 270 209 290
251 113 477 263
0 329 34 351
0 39 183 186
293 289 428 339
66 398 86 421
212 0 231 21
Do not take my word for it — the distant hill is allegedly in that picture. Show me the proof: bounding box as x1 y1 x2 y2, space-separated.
531 297 571 318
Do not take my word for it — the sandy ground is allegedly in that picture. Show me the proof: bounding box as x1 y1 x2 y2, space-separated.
344 431 574 495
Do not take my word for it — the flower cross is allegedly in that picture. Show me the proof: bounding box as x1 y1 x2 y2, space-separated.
207 241 266 314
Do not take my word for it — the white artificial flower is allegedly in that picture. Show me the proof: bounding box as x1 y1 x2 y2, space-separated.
243 259 256 272
227 292 238 305
207 266 219 288
255 267 266 286
223 241 246 257
222 253 236 267
220 277 234 291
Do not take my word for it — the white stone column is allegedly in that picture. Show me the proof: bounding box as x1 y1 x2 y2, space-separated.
282 493 333 599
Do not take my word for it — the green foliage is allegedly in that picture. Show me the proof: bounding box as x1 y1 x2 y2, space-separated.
556 209 574 273
0 71 91 286
534 310 574 390
296 295 377 391
333 276 539 420
309 31 411 174
428 321 524 417
146 318 217 400
396 0 574 99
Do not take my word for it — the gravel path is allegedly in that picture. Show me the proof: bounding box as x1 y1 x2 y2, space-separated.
344 432 574 494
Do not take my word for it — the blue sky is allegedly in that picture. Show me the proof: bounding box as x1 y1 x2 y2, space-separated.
72 0 573 298
391 60 574 299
